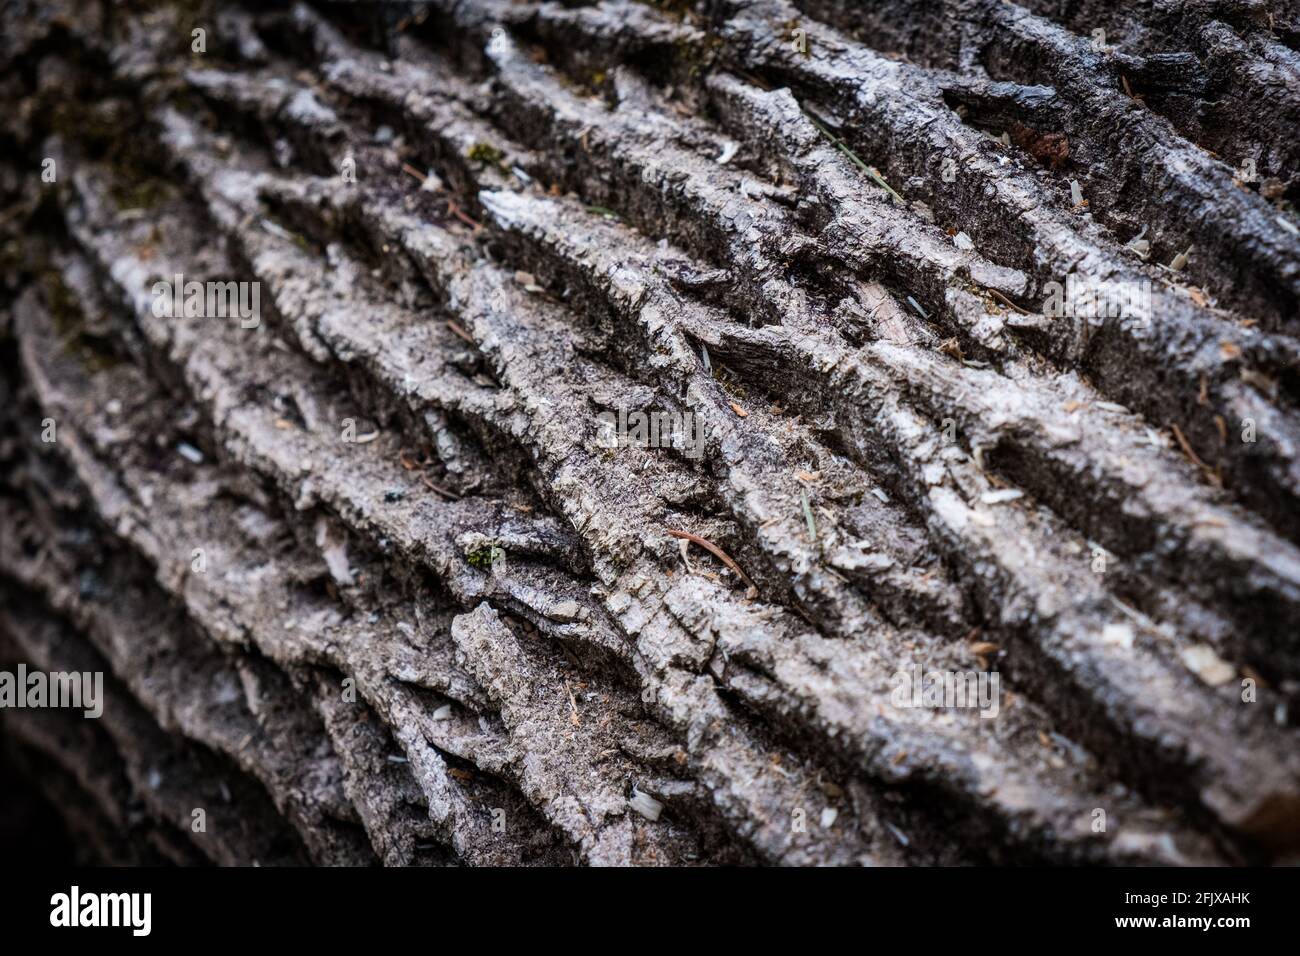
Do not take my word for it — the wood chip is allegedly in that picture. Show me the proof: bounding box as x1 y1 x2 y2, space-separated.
1180 644 1235 686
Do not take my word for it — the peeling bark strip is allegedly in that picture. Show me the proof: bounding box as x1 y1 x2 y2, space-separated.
1 0 1299 867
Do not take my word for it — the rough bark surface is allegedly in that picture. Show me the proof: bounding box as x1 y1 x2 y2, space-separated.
1 0 1299 865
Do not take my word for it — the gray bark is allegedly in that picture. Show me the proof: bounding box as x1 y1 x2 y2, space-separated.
1 0 1299 865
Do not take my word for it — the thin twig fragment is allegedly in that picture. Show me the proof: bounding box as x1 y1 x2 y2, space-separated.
665 528 758 594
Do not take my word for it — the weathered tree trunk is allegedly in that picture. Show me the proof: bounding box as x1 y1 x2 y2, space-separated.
2 0 1299 865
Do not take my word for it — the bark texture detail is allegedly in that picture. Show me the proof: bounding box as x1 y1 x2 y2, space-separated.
2 0 1300 865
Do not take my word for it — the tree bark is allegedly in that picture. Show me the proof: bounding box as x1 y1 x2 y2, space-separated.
1 0 1299 865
